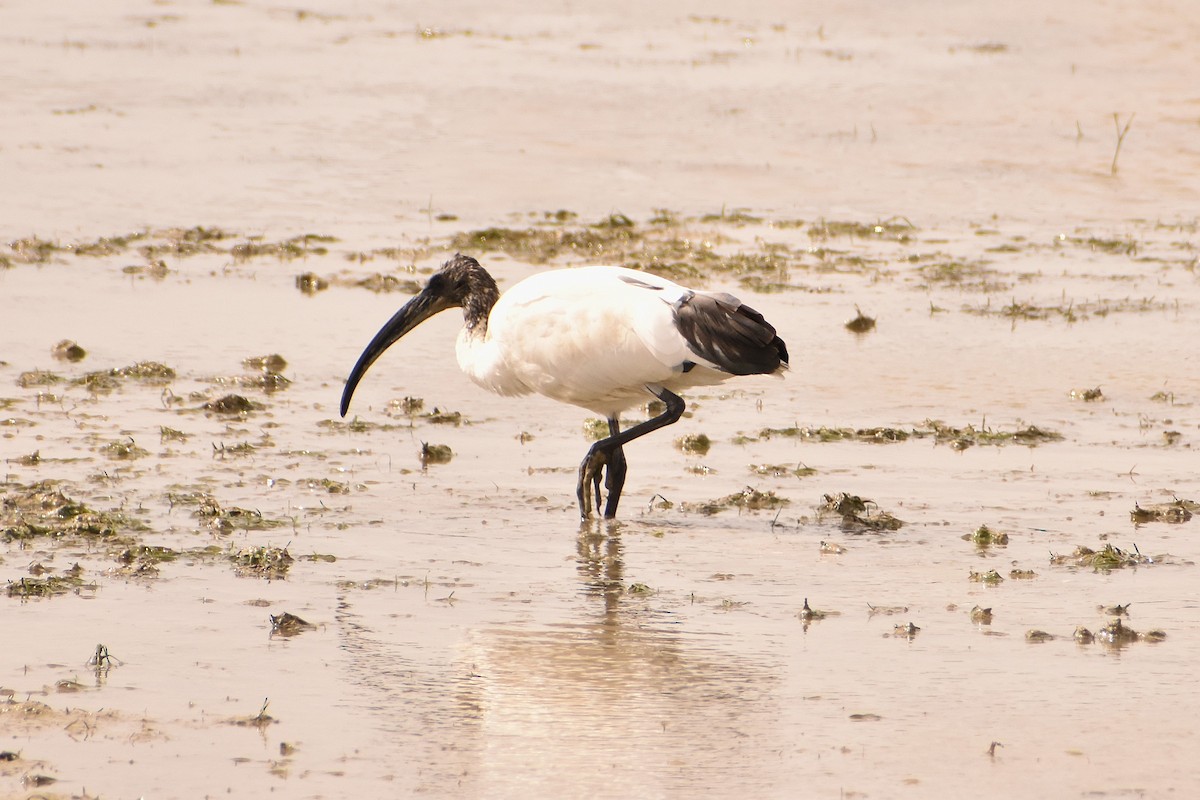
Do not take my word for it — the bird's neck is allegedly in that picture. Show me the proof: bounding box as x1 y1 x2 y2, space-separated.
463 268 500 335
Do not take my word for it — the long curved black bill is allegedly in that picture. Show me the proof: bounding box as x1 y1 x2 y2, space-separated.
339 289 450 417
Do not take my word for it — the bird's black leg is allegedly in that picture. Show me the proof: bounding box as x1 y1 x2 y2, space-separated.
576 388 685 520
603 417 628 519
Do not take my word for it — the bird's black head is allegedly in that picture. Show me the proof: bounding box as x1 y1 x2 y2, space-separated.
339 253 499 417
429 253 499 331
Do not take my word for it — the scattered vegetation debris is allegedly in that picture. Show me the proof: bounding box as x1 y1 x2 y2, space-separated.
190 494 284 534
819 492 903 531
968 569 1005 585
964 524 1009 547
844 306 876 333
270 612 315 637
2 481 140 541
88 644 121 669
867 603 909 616
122 258 171 279
952 41 1008 54
423 408 463 425
7 235 62 264
134 226 230 259
1092 617 1166 646
965 294 1171 322
115 361 175 381
229 698 276 728
217 370 290 393
243 354 288 373
1049 543 1154 570
750 463 817 478
853 426 910 443
386 396 425 416
355 273 424 294
1025 630 1055 643
685 487 788 514
1130 498 1196 524
675 433 711 455
51 339 87 362
14 450 41 466
229 544 293 579
202 394 260 415
212 440 258 459
73 362 177 396
914 419 1063 449
970 606 994 624
317 416 406 433
231 234 336 261
116 545 178 577
295 272 329 294
301 478 350 494
646 494 674 511
159 425 189 443
849 713 883 722
808 217 915 242
99 437 150 460
797 597 839 622
1070 386 1104 401
582 417 610 441
916 257 1005 291
420 442 453 465
6 574 84 598
756 425 909 443
16 369 62 388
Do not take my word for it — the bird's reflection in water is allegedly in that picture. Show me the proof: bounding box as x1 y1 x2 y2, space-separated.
442 522 783 796
336 521 783 796
575 518 626 616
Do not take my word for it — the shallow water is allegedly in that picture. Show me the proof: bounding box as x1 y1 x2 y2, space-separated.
3 2 1200 799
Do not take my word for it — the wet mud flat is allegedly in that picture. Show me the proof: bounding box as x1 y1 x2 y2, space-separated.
5 0 1200 795
2 212 1199 798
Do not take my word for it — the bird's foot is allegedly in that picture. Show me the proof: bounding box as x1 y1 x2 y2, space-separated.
576 447 608 519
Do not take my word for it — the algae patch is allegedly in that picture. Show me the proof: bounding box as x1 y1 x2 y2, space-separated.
1 482 145 543
819 492 904 532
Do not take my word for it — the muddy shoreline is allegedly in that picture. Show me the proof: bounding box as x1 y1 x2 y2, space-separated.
4 1 1200 797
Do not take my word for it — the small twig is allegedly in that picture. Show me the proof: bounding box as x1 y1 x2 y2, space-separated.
1111 112 1135 175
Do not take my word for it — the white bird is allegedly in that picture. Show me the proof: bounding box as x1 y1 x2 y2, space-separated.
340 253 788 519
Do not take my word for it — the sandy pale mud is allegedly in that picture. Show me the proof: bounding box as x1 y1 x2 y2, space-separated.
3 2 1200 798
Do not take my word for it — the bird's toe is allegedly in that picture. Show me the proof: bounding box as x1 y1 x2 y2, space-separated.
576 447 610 519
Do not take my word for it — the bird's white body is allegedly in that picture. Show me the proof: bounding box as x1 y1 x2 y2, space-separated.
455 267 736 416
342 254 786 517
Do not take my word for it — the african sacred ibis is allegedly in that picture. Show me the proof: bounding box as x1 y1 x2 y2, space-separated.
340 253 788 519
